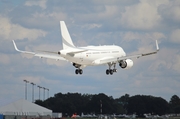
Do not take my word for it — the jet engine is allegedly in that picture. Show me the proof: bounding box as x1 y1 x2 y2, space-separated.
73 62 81 68
119 59 133 69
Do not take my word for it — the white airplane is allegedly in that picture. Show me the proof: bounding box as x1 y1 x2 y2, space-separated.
13 21 159 75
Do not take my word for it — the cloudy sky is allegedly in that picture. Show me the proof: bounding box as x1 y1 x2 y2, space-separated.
0 0 180 102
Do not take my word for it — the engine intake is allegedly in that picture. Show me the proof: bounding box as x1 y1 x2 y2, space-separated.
119 59 133 69
73 63 81 68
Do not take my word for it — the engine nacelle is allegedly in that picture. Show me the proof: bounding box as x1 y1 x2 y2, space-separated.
73 63 81 68
119 59 133 69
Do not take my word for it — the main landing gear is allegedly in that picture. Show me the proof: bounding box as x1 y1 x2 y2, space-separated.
106 63 117 75
75 69 83 75
73 63 83 75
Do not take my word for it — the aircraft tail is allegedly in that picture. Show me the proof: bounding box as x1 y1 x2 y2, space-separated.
60 21 75 49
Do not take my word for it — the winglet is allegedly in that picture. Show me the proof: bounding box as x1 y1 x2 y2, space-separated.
12 40 21 52
156 40 159 51
12 40 35 55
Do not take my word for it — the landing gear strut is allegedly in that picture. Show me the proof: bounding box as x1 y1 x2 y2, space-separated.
106 63 117 75
73 63 83 75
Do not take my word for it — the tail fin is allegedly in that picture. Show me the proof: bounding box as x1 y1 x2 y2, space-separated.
60 21 75 49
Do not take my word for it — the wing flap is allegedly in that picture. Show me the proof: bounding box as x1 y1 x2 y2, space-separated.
35 53 66 60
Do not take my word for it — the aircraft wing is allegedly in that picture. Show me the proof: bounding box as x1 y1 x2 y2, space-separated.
12 40 66 61
34 53 66 60
97 40 159 64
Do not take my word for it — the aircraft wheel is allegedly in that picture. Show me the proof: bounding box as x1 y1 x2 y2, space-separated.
110 69 113 75
106 69 110 75
79 69 83 74
75 69 79 74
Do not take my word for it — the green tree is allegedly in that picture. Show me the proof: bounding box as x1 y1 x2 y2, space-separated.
115 94 130 114
35 92 173 116
169 95 180 113
127 95 169 116
86 93 115 114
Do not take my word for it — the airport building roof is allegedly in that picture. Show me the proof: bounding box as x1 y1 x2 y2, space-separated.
0 99 52 116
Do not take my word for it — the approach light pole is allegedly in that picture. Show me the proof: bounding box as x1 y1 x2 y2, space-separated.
37 85 42 100
23 80 29 100
46 88 49 99
42 87 46 101
30 82 36 102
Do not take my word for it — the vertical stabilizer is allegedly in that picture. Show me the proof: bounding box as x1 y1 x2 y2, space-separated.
60 21 75 49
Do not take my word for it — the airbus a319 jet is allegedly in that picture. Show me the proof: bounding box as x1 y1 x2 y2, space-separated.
13 21 159 75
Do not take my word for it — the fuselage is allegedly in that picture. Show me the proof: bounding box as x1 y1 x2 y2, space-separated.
59 45 126 66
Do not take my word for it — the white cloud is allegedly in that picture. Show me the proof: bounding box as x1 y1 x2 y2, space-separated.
119 31 165 53
92 0 120 5
32 12 67 22
82 23 102 30
170 29 180 43
74 5 119 23
22 11 67 29
0 16 47 41
25 0 47 9
45 59 68 67
159 0 180 23
172 54 180 73
19 76 42 84
120 0 169 30
98 5 119 19
0 53 10 65
121 32 165 42
148 47 180 73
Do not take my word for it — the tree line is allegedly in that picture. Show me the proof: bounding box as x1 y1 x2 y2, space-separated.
35 93 180 117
